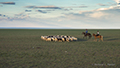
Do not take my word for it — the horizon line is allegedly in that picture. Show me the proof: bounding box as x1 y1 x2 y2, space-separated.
0 27 120 29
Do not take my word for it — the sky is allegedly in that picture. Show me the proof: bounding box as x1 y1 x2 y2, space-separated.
0 0 120 29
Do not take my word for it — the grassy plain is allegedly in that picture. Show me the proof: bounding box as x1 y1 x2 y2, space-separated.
0 29 120 68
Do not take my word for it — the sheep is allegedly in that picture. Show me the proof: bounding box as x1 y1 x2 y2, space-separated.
66 38 70 42
41 36 44 39
73 37 77 41
41 35 77 42
69 37 74 41
46 38 52 41
71 37 77 41
64 36 67 38
62 38 65 41
51 37 55 41
70 37 78 41
41 36 47 40
57 37 63 42
54 37 58 41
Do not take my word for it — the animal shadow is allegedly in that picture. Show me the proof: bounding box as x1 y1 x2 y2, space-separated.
106 38 120 41
77 38 87 41
104 36 120 41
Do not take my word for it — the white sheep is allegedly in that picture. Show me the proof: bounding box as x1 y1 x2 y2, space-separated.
54 37 58 41
69 37 73 41
62 38 65 41
73 37 77 41
46 38 52 41
66 38 70 42
41 36 47 40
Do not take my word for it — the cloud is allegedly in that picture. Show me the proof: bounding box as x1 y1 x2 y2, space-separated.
96 6 120 11
97 3 108 6
114 0 120 3
15 12 24 16
64 6 88 8
78 6 120 19
45 9 55 11
61 6 120 28
64 9 70 11
8 12 30 21
89 12 109 18
25 10 32 12
24 5 87 10
36 10 47 13
60 6 88 11
0 14 7 17
25 5 61 9
114 0 120 6
0 2 15 5
0 9 120 28
0 4 120 29
78 6 88 8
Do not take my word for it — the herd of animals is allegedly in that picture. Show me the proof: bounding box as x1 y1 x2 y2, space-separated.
41 35 78 42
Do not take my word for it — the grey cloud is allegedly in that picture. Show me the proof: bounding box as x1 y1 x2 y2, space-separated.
0 14 7 17
25 10 32 12
63 11 93 17
24 5 88 12
14 12 30 19
24 6 35 8
15 12 24 16
36 10 47 13
78 6 88 8
64 6 88 8
60 6 88 11
118 3 120 5
97 3 116 6
64 9 70 11
103 9 120 14
0 2 15 5
36 9 55 13
64 13 86 17
62 8 73 11
97 3 108 6
45 9 55 11
97 6 120 13
25 6 61 9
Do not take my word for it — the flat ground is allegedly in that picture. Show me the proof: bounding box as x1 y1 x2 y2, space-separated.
0 29 120 68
